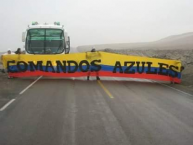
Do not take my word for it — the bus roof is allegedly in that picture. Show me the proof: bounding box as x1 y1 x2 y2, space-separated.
27 24 64 30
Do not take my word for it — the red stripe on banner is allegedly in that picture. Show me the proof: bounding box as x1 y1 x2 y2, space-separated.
8 71 181 83
99 71 181 83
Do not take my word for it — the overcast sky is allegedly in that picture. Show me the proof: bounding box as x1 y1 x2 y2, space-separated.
0 0 193 51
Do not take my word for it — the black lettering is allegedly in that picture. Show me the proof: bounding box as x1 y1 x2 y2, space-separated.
56 61 66 73
67 61 78 73
28 61 43 71
79 60 90 72
169 65 179 78
146 62 157 74
158 63 169 76
113 61 123 73
124 61 135 74
45 61 55 73
136 61 145 74
7 60 16 73
17 61 28 72
91 60 101 72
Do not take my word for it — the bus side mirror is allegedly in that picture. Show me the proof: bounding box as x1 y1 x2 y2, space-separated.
22 32 26 42
67 36 70 47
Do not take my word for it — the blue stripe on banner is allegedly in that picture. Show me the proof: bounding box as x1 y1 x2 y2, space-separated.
8 65 181 79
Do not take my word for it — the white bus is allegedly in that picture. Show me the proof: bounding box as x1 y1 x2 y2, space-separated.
22 22 70 54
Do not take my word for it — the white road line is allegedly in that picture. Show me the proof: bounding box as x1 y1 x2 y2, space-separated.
152 80 193 97
113 77 193 97
19 76 42 95
0 99 15 111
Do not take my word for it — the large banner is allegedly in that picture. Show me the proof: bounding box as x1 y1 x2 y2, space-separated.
2 52 182 83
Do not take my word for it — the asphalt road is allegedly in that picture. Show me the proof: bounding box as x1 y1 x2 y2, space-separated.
0 76 193 145
0 49 193 145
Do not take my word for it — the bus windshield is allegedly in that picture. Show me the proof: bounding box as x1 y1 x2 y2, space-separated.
26 29 65 54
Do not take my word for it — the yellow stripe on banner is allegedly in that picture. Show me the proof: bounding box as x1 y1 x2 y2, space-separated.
97 80 114 99
2 52 182 73
100 52 181 69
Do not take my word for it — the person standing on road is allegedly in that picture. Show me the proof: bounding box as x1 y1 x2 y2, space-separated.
2 49 13 55
1 49 14 77
86 47 101 81
1 49 14 73
7 49 12 54
15 48 21 54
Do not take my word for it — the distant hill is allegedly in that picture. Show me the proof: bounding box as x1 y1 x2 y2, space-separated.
0 52 5 55
156 32 193 43
70 47 78 53
77 32 193 52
